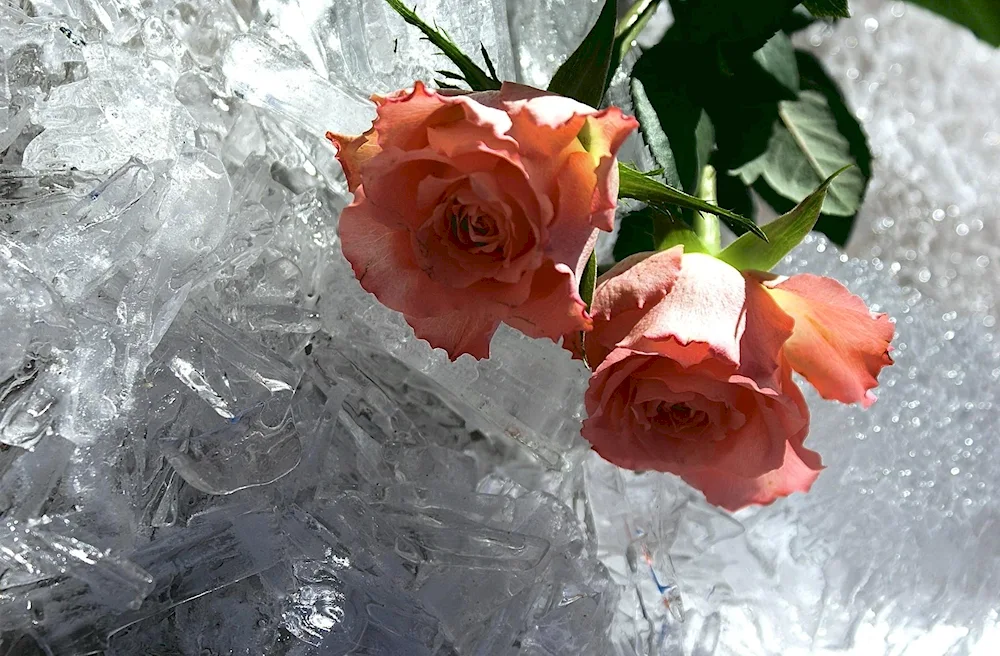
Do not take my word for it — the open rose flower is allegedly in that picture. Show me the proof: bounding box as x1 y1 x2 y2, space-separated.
328 81 637 359
577 247 894 510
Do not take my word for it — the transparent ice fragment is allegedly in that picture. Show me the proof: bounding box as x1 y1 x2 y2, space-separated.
0 508 285 652
149 312 303 495
0 515 154 609
379 502 550 572
23 42 196 174
0 239 71 450
223 33 376 138
0 433 74 520
505 0 603 87
34 158 161 303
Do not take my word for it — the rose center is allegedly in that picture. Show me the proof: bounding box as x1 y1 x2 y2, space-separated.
447 201 502 252
655 401 708 433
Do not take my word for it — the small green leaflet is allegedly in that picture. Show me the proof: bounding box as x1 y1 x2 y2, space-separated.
618 163 766 240
548 0 616 107
383 0 500 91
719 166 850 272
802 0 851 19
733 90 865 217
631 76 714 194
906 0 1000 47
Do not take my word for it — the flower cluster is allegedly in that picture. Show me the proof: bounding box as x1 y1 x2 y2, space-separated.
326 0 895 511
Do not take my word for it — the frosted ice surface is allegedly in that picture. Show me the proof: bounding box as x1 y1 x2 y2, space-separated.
799 0 1000 326
1 0 999 654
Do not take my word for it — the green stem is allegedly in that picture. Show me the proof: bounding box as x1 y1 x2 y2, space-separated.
607 0 663 89
693 165 721 253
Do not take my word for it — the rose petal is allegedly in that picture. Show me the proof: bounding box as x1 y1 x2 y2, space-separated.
369 82 477 148
623 252 747 369
593 248 683 324
406 310 502 361
505 262 592 341
326 130 380 193
582 350 799 479
481 83 637 231
578 108 638 231
339 186 466 318
680 439 822 511
759 273 895 407
740 275 795 391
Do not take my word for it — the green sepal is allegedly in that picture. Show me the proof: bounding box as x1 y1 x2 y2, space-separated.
718 165 850 272
580 251 598 311
577 249 598 364
617 163 766 241
548 0 616 107
384 0 501 91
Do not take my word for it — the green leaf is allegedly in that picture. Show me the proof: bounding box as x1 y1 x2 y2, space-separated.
802 0 851 19
797 50 871 245
906 0 1000 46
732 90 865 216
580 251 598 311
548 0 617 107
752 31 799 94
667 0 800 52
618 163 766 240
384 0 500 91
796 52 871 181
719 166 850 271
631 75 714 194
613 207 658 261
656 218 711 253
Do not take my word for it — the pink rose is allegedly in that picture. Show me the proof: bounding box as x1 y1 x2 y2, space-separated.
328 81 637 359
579 247 894 510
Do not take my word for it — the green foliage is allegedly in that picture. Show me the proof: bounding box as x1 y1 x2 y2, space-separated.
667 0 800 53
802 0 851 19
622 0 878 251
720 167 850 272
715 170 756 232
752 31 799 94
732 90 866 217
548 0 617 107
617 163 765 239
383 0 500 91
614 207 658 261
907 0 1000 47
631 76 713 193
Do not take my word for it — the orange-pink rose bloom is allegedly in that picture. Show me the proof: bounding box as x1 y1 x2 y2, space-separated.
578 247 894 510
328 81 637 359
